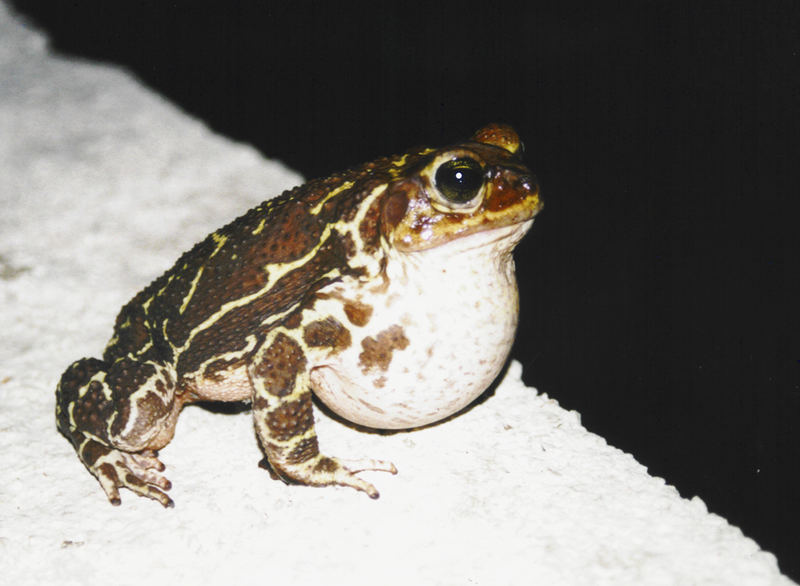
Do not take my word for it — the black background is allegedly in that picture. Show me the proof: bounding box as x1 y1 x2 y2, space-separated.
11 1 798 578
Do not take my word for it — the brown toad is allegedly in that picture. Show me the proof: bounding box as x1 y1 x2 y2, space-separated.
55 123 542 506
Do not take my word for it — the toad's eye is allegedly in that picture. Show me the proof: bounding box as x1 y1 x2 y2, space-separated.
434 158 485 204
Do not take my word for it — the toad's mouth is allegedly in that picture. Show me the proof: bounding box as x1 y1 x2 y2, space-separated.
393 192 543 253
435 217 536 254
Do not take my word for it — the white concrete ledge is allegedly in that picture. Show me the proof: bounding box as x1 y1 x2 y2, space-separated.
0 4 792 584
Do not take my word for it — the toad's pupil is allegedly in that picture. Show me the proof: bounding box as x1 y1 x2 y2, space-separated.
435 159 484 203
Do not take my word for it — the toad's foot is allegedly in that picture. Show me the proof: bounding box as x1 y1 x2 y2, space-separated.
79 440 173 507
265 455 397 499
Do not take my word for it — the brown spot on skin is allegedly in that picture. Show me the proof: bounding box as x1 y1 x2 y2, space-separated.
343 300 373 327
284 436 320 464
372 376 387 388
252 395 270 412
303 317 352 354
382 189 409 229
252 333 306 397
359 325 409 373
98 462 121 483
314 457 339 473
265 397 315 441
124 473 147 488
283 311 303 330
80 438 112 467
314 292 373 327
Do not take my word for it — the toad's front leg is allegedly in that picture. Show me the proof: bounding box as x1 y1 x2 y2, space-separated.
249 332 396 498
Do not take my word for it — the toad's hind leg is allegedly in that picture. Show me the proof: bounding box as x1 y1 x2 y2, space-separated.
55 356 179 507
249 332 396 498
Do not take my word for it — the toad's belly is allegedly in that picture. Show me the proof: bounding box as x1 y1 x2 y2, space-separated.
310 245 521 429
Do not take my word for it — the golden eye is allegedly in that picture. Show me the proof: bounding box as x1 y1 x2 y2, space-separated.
434 158 485 204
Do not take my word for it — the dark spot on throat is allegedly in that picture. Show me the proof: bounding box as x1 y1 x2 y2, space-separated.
303 317 352 354
358 325 409 373
343 300 373 327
